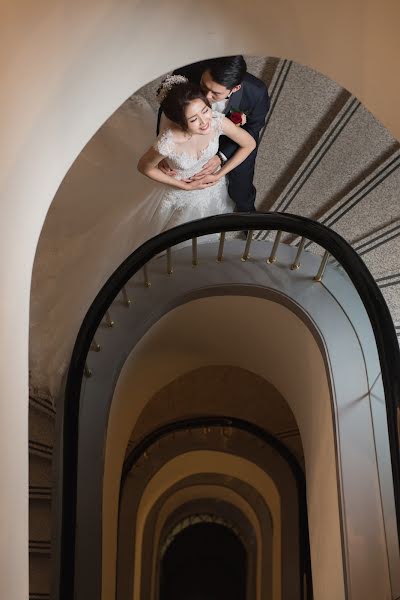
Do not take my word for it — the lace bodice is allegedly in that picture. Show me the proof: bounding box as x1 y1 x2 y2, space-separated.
154 111 225 180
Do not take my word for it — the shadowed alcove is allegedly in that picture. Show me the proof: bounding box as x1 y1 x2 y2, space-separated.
160 521 247 600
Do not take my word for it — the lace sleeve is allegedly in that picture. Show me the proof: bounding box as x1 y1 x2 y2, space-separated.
212 110 226 134
153 129 174 157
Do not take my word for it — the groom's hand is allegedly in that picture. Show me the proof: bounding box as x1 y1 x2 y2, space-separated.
158 158 177 177
189 155 221 180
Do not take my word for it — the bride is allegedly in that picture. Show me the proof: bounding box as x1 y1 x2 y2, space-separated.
137 75 256 232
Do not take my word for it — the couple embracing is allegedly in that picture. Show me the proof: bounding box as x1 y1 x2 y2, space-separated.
137 56 270 233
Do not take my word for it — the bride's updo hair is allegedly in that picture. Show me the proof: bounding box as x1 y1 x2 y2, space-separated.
157 75 211 131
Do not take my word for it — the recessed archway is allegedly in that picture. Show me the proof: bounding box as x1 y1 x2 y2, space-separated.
160 521 247 600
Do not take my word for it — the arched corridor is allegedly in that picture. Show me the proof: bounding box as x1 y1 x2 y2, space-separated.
160 521 246 600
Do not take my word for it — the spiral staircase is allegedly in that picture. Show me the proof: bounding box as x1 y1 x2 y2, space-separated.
134 55 400 326
28 56 400 599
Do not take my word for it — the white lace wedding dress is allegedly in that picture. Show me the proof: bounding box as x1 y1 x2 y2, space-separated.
30 97 233 398
148 109 234 233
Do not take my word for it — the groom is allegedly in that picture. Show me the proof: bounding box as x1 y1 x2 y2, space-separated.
157 55 270 212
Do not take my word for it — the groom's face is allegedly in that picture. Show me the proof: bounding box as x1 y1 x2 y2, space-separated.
200 70 240 103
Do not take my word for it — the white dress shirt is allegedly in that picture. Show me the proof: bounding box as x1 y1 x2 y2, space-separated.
212 99 229 162
212 99 229 114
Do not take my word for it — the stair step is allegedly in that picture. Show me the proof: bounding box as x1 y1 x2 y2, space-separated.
29 540 51 555
353 219 400 253
29 553 51 595
29 394 55 417
30 485 52 501
30 502 52 540
352 219 400 279
300 214 400 266
375 270 400 323
274 106 398 240
268 95 359 218
375 271 400 290
29 441 53 459
29 409 55 448
284 150 400 260
262 57 292 128
30 452 52 487
246 55 279 85
30 594 51 600
256 60 349 212
314 149 400 242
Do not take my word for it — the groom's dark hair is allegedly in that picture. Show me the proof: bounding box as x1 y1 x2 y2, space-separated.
159 82 211 131
205 55 247 89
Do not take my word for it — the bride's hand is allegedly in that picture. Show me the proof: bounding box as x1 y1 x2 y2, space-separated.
198 174 220 185
158 158 177 177
189 155 221 180
183 175 219 190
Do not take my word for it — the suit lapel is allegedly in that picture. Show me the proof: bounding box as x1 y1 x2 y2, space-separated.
224 84 244 115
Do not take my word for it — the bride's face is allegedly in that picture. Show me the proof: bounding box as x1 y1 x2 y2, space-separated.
185 99 212 135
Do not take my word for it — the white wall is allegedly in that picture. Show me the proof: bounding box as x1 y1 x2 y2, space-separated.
1 0 400 596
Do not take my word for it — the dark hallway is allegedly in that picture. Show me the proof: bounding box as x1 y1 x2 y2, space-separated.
160 522 247 600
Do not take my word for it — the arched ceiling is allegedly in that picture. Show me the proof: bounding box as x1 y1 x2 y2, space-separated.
129 365 303 466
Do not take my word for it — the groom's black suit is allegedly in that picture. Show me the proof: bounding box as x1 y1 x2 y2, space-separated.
157 60 270 212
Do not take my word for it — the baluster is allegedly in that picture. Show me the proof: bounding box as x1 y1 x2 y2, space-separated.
143 264 151 288
290 237 306 270
217 232 225 262
267 231 282 264
241 231 253 261
192 238 198 266
91 337 101 352
121 286 131 306
167 247 173 275
105 310 114 327
314 250 330 282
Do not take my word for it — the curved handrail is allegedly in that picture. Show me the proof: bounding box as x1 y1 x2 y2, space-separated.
60 212 400 600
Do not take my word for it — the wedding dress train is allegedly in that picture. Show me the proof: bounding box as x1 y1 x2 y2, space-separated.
30 95 234 397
